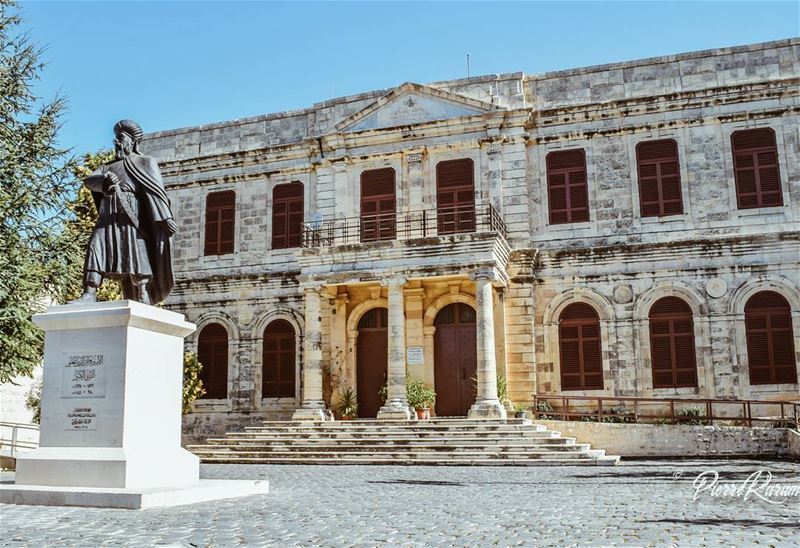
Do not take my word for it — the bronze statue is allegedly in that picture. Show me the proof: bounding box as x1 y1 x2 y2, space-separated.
73 120 177 305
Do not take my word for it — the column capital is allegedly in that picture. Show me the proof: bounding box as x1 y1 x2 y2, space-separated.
469 269 497 283
380 277 407 288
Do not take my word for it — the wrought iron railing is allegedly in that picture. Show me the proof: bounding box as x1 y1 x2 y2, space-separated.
531 395 800 428
302 203 507 248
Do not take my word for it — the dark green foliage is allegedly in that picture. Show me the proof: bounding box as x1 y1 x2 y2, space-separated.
0 1 79 382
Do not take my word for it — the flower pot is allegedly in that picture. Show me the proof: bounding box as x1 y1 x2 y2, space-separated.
514 411 527 419
340 415 353 421
415 408 430 420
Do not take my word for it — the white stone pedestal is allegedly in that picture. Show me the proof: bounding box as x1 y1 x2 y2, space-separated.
0 301 268 509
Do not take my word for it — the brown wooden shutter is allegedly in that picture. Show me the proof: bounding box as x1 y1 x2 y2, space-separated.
272 182 304 249
360 168 396 242
197 323 228 399
262 320 296 398
636 139 683 217
436 158 475 234
745 291 797 385
559 303 603 390
204 191 235 256
547 150 589 224
649 297 698 388
732 129 783 209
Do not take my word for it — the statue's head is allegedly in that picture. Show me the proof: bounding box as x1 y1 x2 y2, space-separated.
113 119 144 159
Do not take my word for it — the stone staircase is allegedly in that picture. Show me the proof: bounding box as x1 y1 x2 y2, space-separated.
187 418 619 466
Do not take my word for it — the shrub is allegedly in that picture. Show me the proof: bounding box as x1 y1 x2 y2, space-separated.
406 378 436 410
182 352 206 414
24 380 42 424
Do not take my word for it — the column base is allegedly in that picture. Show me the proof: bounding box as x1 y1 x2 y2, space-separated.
468 400 508 419
377 405 413 420
291 407 327 422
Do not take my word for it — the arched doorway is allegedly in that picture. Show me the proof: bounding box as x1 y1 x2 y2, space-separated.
262 319 296 398
197 323 228 399
434 303 476 416
356 307 388 417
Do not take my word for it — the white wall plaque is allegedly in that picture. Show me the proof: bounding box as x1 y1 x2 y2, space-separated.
66 406 97 430
61 352 106 399
407 346 424 366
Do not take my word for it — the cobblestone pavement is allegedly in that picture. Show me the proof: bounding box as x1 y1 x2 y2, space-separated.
1 460 799 547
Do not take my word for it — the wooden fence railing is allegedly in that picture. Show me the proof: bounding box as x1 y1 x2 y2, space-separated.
532 395 800 428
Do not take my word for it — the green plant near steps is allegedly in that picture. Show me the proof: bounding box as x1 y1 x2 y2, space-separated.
406 378 436 410
335 384 359 418
182 351 206 414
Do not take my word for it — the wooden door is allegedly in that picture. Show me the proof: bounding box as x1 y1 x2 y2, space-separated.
434 303 477 416
356 308 388 417
436 159 475 235
360 168 396 242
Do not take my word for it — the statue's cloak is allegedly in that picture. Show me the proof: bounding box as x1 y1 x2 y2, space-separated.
89 154 174 304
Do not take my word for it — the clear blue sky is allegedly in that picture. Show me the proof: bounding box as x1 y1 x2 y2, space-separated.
19 1 800 157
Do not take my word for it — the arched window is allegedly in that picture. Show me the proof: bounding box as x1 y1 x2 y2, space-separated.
204 191 235 255
559 303 603 390
649 297 697 388
197 323 229 399
262 320 296 398
731 128 783 209
745 291 797 385
272 182 304 249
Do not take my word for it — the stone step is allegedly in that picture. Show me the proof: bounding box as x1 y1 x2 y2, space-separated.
259 418 534 427
193 456 620 466
187 443 592 453
220 430 561 440
195 437 577 448
189 449 604 460
242 423 549 433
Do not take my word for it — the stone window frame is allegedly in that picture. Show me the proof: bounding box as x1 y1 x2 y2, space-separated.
350 157 404 222
251 308 305 410
198 183 241 268
186 311 240 413
720 122 792 220
532 140 598 235
627 129 694 228
729 275 800 397
541 287 617 396
425 147 482 212
266 173 311 254
632 282 714 398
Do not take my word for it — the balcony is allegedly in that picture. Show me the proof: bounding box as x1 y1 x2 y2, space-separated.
302 203 507 248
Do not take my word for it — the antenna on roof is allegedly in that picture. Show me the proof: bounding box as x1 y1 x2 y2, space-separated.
466 53 470 78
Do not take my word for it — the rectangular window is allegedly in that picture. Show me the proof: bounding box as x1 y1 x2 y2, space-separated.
636 139 683 217
436 158 475 235
360 168 396 242
272 182 304 249
732 128 783 209
546 149 589 225
204 190 235 256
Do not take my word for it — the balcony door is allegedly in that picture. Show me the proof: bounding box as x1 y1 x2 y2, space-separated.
360 168 396 242
436 159 475 235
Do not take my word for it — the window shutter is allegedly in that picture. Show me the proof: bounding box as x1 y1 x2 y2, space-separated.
559 303 604 390
636 140 683 217
732 129 783 209
197 323 229 399
262 320 296 398
272 182 304 249
547 150 589 224
745 291 797 385
436 159 475 234
204 191 235 256
360 168 396 242
649 297 697 388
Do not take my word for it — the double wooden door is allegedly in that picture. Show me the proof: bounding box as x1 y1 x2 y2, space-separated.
356 308 388 417
434 303 477 416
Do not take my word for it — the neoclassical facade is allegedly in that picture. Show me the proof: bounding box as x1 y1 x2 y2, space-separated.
140 39 800 439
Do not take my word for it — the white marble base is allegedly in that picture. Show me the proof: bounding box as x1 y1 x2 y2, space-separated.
291 407 327 422
468 400 508 419
0 479 269 509
377 404 413 420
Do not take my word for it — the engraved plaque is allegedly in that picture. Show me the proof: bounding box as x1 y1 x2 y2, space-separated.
61 352 106 399
67 406 97 430
407 346 424 366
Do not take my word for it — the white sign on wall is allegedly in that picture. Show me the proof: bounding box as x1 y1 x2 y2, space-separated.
406 346 424 366
61 352 107 399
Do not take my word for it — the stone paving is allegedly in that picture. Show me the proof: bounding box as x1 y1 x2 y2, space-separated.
1 459 798 547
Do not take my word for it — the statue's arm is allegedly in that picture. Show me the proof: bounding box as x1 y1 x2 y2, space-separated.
83 165 107 193
143 157 178 235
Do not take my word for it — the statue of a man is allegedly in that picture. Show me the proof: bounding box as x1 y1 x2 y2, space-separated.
73 119 177 305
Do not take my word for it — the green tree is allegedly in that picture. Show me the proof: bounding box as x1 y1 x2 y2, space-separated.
182 352 206 414
0 1 79 382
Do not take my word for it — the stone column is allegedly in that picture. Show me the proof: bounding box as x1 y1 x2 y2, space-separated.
468 273 507 419
377 278 412 420
292 287 327 421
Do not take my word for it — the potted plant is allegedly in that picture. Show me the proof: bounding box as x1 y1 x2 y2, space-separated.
406 378 436 420
334 384 358 420
513 403 528 420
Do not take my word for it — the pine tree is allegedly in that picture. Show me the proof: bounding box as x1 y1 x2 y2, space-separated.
0 0 78 382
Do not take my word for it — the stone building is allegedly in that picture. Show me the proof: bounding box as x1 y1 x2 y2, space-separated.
140 39 800 439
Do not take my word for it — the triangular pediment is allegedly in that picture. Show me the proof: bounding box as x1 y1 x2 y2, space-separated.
336 82 497 133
